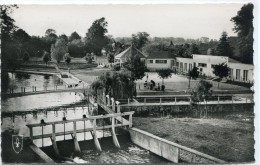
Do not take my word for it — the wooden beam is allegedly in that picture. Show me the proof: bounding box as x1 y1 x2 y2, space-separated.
29 143 55 163
111 117 120 148
93 119 102 151
73 121 81 153
51 124 60 157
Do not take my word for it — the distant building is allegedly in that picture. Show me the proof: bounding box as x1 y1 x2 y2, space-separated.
175 54 253 83
199 37 209 43
114 46 146 65
146 51 175 71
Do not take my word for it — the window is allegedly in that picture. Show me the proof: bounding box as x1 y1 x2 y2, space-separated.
189 63 192 71
155 60 167 64
198 63 207 67
184 63 187 72
180 62 183 72
236 69 240 80
243 70 248 81
149 60 153 63
176 62 179 67
200 68 203 72
230 68 233 79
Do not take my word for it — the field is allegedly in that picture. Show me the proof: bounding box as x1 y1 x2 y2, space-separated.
133 116 254 162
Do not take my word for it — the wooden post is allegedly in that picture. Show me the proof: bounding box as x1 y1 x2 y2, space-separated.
128 98 130 105
73 121 81 153
52 124 60 156
29 127 33 140
160 98 162 103
144 98 146 103
106 95 110 106
129 114 133 128
246 97 247 103
111 117 120 148
218 96 220 104
93 119 102 151
116 101 120 113
111 98 115 112
42 126 44 147
24 87 26 93
175 97 177 104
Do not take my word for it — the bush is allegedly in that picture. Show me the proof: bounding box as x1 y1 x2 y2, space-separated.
113 64 121 71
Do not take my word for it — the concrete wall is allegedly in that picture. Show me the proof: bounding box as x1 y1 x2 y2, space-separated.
129 128 225 163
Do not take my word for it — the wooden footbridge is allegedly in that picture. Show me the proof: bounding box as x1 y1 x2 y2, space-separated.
26 94 134 162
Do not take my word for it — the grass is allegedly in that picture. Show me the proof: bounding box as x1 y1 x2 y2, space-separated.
133 117 254 162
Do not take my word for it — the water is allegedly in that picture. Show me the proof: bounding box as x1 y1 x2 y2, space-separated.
1 92 83 113
1 72 63 93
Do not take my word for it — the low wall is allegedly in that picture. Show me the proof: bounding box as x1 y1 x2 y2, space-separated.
120 103 254 116
129 128 226 163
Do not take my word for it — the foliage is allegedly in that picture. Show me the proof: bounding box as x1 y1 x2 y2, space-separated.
64 53 71 66
68 39 85 57
131 32 150 50
231 3 254 64
113 64 121 71
156 69 173 85
51 38 68 65
42 51 51 65
23 51 30 62
69 31 81 41
190 80 213 105
188 66 199 89
212 63 230 88
59 34 68 42
85 17 110 55
124 51 147 81
45 28 57 44
1 5 20 71
91 71 135 99
216 32 233 57
85 53 92 64
107 52 114 63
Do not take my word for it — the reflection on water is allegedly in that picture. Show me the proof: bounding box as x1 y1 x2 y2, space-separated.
2 72 63 93
1 92 83 112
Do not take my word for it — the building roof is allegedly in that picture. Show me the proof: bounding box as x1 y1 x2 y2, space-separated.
115 46 146 59
228 58 241 64
147 51 175 59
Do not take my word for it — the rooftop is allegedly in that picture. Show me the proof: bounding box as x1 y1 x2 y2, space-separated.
147 51 175 59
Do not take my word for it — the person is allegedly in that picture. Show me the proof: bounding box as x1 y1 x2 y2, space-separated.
150 80 155 90
157 83 160 91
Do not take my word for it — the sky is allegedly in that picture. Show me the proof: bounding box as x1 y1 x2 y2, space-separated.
10 3 246 40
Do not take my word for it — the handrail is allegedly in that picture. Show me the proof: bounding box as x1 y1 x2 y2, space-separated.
26 111 134 128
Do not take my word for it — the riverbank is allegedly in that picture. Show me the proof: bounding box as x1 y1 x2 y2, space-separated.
133 117 254 162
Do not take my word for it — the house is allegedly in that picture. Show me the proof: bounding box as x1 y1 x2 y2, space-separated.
114 46 146 65
175 54 253 83
146 51 175 71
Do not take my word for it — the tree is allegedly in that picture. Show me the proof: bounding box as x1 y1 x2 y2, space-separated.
45 28 57 44
85 17 110 55
69 31 81 42
124 52 147 81
231 3 254 64
51 38 68 66
42 51 51 65
107 52 114 63
216 32 233 57
1 5 20 72
190 79 213 106
64 53 71 67
85 53 92 64
59 34 68 42
131 32 150 50
68 39 85 57
157 69 172 85
23 51 30 62
188 67 199 89
212 63 230 88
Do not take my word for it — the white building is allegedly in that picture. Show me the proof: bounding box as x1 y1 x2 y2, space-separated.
114 46 146 65
176 54 253 83
146 51 175 71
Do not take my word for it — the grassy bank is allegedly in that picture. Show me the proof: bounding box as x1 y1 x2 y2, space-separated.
133 117 254 162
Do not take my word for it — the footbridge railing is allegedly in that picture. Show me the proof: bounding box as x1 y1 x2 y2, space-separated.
26 111 134 155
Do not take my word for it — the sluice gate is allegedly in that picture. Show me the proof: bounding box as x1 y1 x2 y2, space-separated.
26 111 134 162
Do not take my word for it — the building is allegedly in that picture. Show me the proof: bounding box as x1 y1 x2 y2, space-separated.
175 54 253 83
146 51 175 71
114 46 146 66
